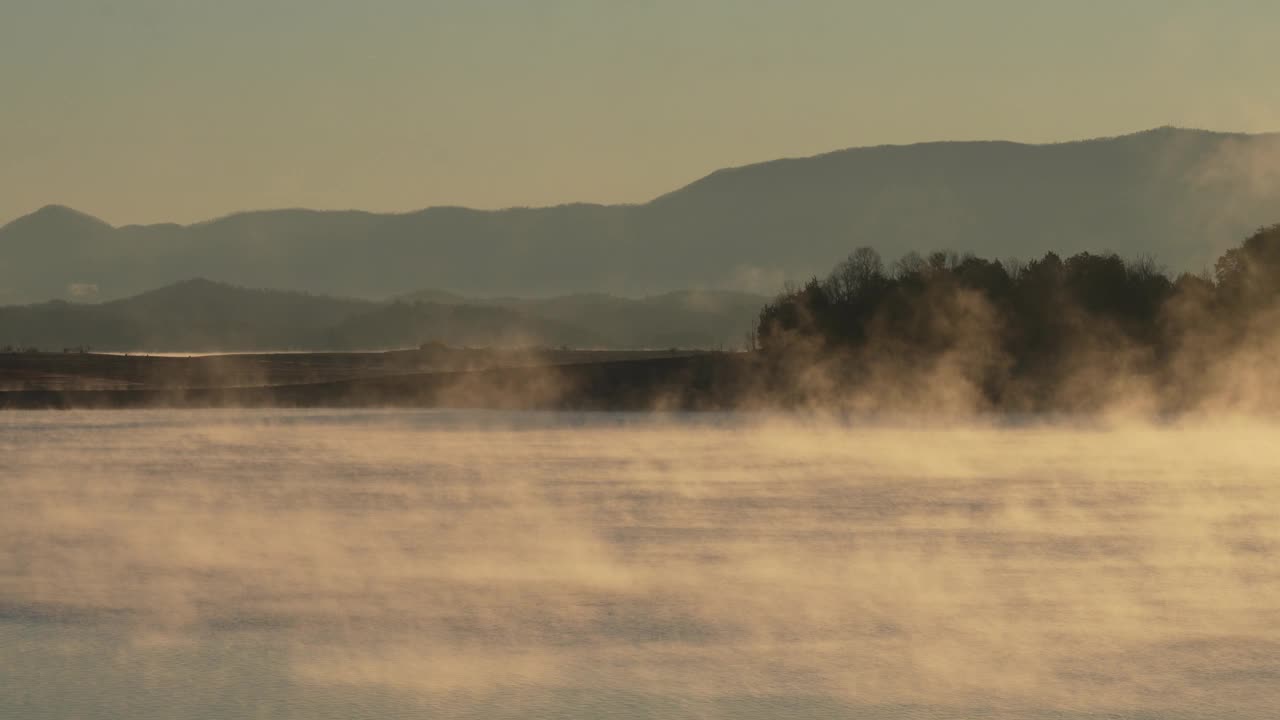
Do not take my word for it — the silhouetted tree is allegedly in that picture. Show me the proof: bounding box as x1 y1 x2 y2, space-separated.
754 224 1280 410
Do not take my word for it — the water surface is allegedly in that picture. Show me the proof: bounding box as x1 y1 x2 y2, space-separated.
2 410 1277 718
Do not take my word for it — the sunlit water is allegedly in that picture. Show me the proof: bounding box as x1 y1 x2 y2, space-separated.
2 410 1278 719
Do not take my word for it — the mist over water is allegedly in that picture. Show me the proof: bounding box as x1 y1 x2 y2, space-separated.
3 410 1278 718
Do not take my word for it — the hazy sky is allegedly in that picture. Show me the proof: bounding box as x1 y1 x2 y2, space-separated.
3 0 1278 226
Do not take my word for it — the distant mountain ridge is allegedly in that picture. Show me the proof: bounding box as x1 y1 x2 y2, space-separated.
0 279 764 352
4 127 1280 304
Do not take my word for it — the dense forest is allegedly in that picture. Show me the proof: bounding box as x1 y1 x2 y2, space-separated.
755 224 1280 413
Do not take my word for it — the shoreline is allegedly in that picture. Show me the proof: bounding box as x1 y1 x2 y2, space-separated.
0 352 751 411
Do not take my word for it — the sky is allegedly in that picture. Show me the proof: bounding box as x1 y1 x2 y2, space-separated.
2 0 1278 227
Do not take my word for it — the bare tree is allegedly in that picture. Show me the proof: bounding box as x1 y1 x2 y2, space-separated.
824 247 885 302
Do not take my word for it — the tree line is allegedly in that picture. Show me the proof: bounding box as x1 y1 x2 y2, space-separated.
754 224 1280 412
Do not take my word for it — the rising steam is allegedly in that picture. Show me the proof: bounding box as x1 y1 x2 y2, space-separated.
3 410 1278 718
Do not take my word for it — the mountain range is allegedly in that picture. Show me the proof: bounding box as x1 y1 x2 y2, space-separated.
0 279 764 352
3 127 1279 305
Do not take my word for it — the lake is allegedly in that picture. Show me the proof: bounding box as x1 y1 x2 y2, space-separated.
2 410 1277 718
